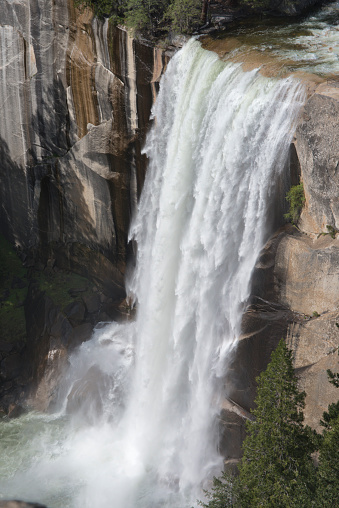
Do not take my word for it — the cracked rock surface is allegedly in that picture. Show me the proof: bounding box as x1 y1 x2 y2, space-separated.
0 0 169 295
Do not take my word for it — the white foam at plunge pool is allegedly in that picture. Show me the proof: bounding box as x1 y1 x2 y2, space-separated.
0 40 305 508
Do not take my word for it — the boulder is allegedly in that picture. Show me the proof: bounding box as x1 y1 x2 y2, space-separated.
64 301 86 327
82 293 101 315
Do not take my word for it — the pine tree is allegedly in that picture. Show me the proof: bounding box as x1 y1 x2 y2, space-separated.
198 471 233 508
125 0 170 34
316 417 339 507
316 349 339 507
166 0 201 34
236 339 317 507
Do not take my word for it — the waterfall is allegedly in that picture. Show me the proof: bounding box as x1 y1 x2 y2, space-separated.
0 39 305 508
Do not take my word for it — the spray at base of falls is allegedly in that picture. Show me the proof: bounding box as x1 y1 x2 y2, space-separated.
0 40 305 508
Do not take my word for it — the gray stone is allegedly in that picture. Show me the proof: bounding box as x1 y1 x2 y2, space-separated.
295 82 339 234
82 293 101 314
7 403 27 419
233 225 339 433
0 2 168 303
0 342 15 353
70 322 94 348
64 301 86 327
0 354 22 380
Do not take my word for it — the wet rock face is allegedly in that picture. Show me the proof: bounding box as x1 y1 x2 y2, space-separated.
23 279 117 412
0 0 169 301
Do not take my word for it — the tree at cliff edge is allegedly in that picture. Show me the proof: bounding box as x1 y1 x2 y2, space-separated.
165 0 201 34
125 0 169 33
236 338 317 507
74 0 203 34
316 348 339 507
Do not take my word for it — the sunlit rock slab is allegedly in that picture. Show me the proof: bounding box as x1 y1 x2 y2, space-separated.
297 81 339 234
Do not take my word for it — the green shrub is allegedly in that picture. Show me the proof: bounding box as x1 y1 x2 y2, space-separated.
74 0 203 35
198 470 234 508
74 0 126 20
284 182 305 225
325 224 338 239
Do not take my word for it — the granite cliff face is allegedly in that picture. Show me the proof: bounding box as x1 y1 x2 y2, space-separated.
0 0 172 412
0 0 170 297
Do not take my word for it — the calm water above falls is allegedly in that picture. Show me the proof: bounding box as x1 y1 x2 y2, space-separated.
206 1 339 76
0 40 305 507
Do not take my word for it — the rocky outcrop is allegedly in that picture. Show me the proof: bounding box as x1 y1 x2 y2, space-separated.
266 0 325 16
222 81 339 464
234 226 339 421
0 264 126 414
296 82 339 235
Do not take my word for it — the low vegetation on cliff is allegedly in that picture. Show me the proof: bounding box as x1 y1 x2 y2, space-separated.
75 0 316 35
284 182 306 225
201 340 339 507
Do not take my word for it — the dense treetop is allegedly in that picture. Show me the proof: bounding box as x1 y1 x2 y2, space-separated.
75 0 320 36
75 0 205 35
201 340 339 507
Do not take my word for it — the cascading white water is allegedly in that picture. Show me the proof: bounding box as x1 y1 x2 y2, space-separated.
0 40 305 508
